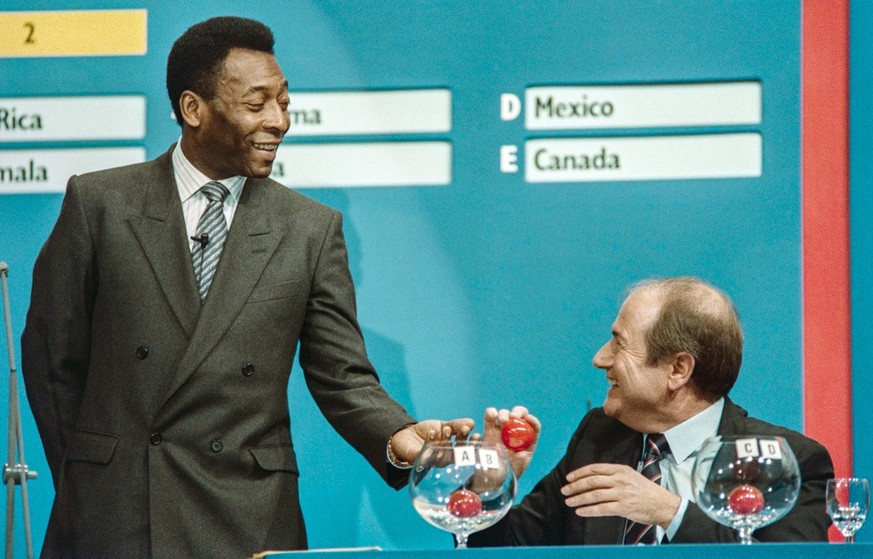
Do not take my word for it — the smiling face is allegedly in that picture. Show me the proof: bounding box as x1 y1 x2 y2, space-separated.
181 48 290 179
592 288 674 432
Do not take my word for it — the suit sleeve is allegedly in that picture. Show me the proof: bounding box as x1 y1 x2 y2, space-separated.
297 209 416 486
21 176 95 487
672 432 834 543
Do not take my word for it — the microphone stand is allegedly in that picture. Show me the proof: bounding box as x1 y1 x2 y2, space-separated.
1 262 36 559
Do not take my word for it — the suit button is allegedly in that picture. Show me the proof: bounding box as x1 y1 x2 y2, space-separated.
241 363 255 377
136 346 149 360
150 433 162 445
210 439 224 453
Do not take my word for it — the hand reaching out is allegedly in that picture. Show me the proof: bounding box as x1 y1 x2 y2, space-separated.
390 418 475 465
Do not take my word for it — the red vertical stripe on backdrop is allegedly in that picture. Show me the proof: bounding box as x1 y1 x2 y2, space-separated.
801 0 851 489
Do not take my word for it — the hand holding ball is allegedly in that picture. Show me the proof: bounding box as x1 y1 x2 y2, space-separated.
501 417 534 451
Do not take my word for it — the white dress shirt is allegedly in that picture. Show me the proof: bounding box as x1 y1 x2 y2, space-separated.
172 140 246 252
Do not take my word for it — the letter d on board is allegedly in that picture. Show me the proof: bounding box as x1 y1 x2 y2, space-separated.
500 93 521 121
761 440 782 459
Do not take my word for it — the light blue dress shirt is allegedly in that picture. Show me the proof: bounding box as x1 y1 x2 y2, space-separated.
652 397 725 542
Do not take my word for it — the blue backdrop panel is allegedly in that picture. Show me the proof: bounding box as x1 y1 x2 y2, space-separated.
850 0 873 541
0 0 805 553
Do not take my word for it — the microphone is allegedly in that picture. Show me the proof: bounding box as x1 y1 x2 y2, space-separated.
190 234 209 249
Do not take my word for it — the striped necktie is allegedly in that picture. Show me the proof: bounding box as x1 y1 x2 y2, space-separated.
624 433 670 545
191 181 230 303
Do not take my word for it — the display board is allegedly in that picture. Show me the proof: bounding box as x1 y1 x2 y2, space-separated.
0 0 823 553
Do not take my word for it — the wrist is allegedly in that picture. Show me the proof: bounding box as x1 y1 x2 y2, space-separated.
387 434 412 469
658 491 683 529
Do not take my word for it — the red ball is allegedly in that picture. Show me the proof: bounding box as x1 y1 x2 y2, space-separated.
501 417 534 451
447 489 482 518
728 484 764 515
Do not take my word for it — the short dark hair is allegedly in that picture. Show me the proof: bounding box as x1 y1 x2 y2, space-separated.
633 277 743 401
167 16 275 126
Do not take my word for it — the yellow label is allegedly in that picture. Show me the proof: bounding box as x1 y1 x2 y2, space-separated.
0 10 147 57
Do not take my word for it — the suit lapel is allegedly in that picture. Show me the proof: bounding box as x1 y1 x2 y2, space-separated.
128 149 200 336
166 177 284 401
597 427 643 543
568 420 641 545
601 428 643 466
716 397 746 436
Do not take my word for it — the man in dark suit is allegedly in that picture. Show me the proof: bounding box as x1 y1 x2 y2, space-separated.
21 16 471 558
471 277 834 545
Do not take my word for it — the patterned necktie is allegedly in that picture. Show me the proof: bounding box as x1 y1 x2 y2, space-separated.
624 433 671 545
191 181 230 303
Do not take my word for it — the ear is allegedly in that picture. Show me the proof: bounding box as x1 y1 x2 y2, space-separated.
178 90 204 128
667 352 695 391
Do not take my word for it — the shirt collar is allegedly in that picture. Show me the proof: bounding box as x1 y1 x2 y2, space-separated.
663 397 724 464
172 139 246 203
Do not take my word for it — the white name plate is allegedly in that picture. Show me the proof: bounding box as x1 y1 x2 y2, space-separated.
0 147 146 194
0 96 146 142
287 89 451 136
524 133 761 183
524 82 761 130
271 142 451 188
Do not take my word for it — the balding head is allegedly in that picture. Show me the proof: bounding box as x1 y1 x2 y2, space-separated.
629 277 743 401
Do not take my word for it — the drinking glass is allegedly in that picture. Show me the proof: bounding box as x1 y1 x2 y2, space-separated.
826 478 870 542
409 440 516 548
692 435 801 544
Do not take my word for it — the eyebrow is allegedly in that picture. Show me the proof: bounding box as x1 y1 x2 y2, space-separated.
612 328 626 343
243 80 289 96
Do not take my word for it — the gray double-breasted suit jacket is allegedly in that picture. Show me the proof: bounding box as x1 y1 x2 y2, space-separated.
21 146 416 558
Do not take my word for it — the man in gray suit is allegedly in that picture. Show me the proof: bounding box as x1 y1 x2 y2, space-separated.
22 16 471 558
471 277 834 545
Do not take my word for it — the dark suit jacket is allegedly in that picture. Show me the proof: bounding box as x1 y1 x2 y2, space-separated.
469 398 834 546
21 147 416 558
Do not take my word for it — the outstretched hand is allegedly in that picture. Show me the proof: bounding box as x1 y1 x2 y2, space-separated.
390 418 475 465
